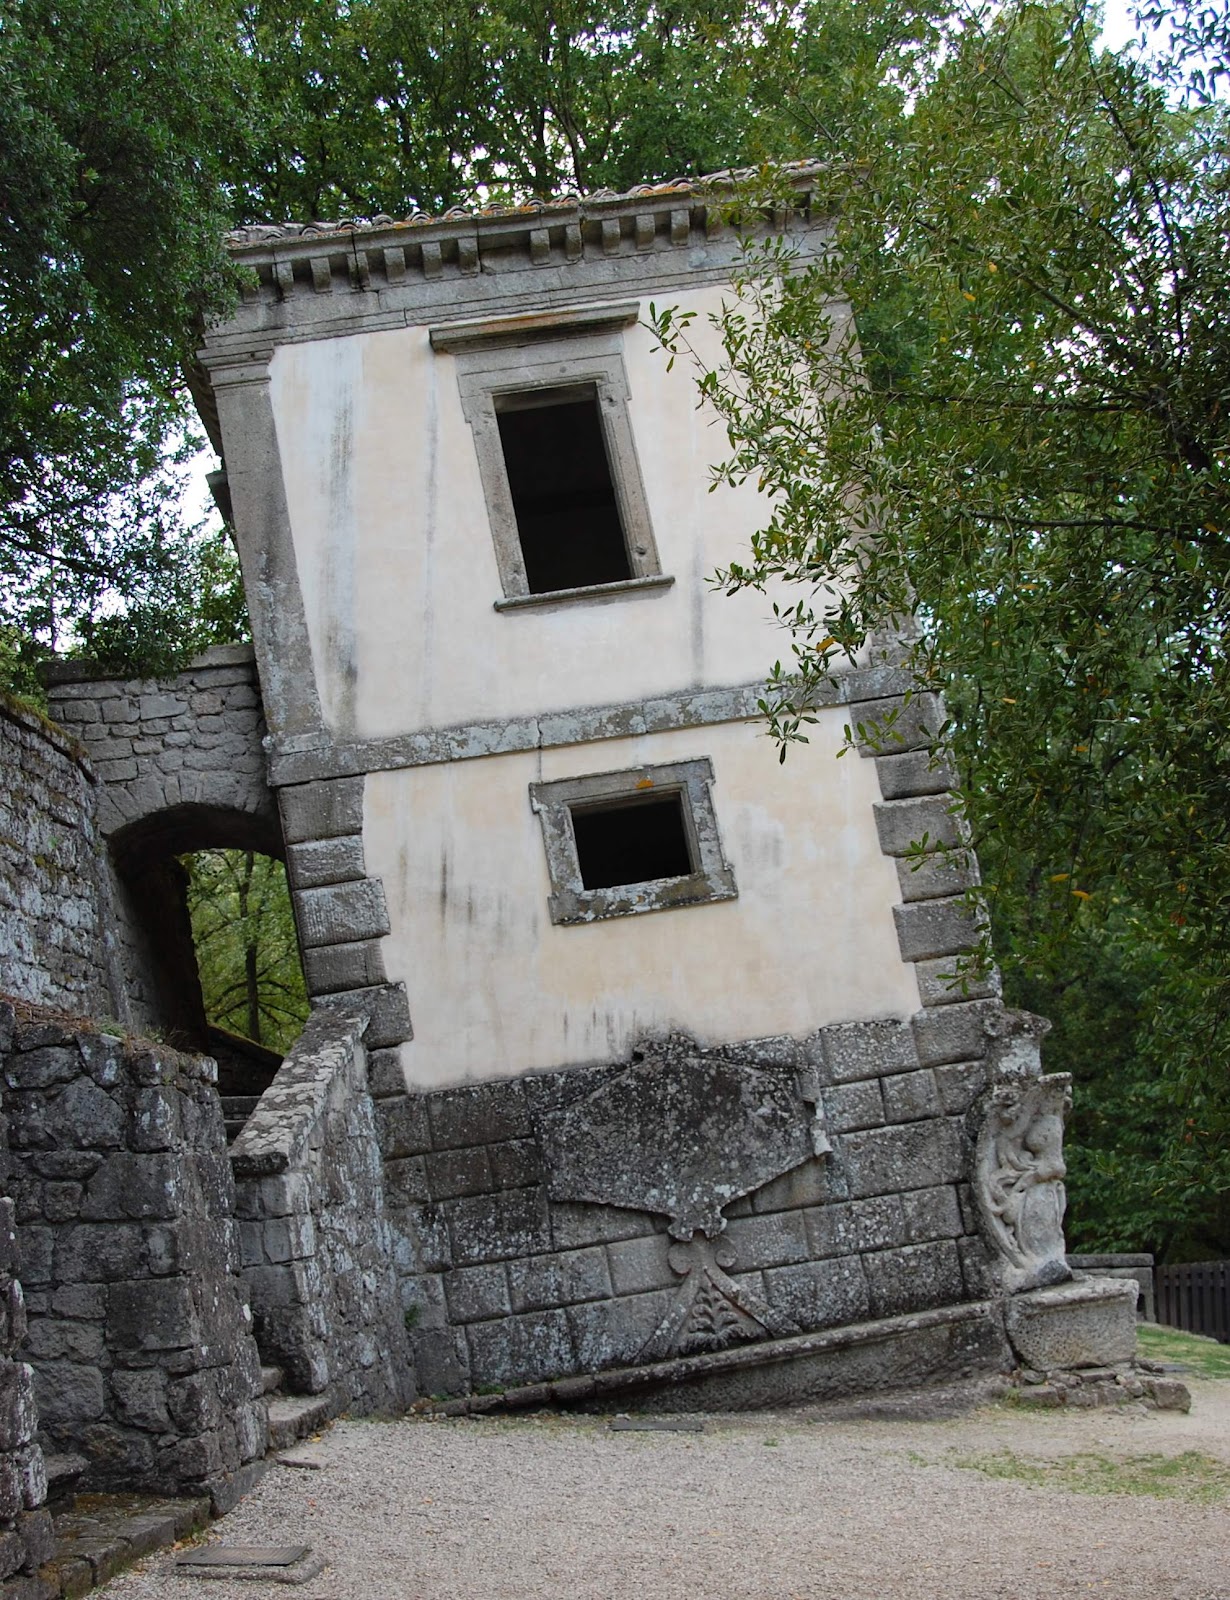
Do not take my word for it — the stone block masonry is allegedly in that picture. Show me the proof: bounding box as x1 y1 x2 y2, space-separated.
0 1004 267 1511
0 697 113 1020
229 1005 414 1414
41 645 280 1041
372 1019 997 1398
0 1195 53 1600
42 647 274 850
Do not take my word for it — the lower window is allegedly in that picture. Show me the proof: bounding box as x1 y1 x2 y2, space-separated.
530 758 738 924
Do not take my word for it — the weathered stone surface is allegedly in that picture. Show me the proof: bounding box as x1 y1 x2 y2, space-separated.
3 1016 265 1501
536 1043 818 1239
232 1006 413 1414
881 1068 941 1124
914 957 1002 1008
301 939 387 994
873 796 965 857
317 983 412 1049
762 1256 871 1331
934 1060 989 1115
466 1309 573 1387
864 1240 965 1318
444 1265 511 1324
293 879 390 949
0 701 112 1018
974 1068 1072 1293
823 1080 886 1134
817 1021 918 1085
893 896 983 962
874 748 958 800
285 835 366 890
841 1118 965 1199
1004 1277 1138 1370
277 776 364 845
426 1083 530 1151
446 1189 552 1267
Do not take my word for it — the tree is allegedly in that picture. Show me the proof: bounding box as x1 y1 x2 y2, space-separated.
0 0 255 686
651 0 1230 1256
184 849 308 1052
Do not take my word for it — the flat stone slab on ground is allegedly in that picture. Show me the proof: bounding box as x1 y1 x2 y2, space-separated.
276 1446 327 1470
266 1394 334 1451
609 1417 704 1432
176 1545 325 1584
177 1546 311 1568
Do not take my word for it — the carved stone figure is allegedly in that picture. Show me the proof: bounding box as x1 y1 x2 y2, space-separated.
974 1074 1074 1294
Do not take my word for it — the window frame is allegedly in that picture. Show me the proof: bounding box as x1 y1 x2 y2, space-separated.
529 758 738 925
444 315 666 608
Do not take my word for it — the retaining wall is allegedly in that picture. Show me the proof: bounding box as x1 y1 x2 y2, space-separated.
373 1010 1002 1397
0 699 112 1020
230 1006 413 1413
0 1195 52 1600
0 1005 267 1510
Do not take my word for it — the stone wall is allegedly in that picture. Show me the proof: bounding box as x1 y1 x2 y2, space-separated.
374 1011 1000 1397
0 697 112 1020
0 1197 53 1600
42 647 274 851
229 1006 413 1414
0 1005 267 1511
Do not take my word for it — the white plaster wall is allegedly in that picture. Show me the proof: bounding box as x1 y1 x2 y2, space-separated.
365 708 919 1089
269 285 818 741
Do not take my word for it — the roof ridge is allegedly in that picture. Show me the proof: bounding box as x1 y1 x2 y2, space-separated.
225 161 824 250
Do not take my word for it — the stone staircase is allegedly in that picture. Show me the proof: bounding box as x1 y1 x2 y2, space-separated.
222 1094 262 1142
259 1364 338 1452
208 1025 282 1144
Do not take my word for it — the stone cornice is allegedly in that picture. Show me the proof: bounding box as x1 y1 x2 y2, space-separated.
264 664 916 788
218 163 830 319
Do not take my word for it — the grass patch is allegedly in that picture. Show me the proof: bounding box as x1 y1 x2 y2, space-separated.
1137 1323 1230 1380
951 1449 1230 1506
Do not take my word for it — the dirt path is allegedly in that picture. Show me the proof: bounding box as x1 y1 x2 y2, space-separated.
102 1381 1230 1600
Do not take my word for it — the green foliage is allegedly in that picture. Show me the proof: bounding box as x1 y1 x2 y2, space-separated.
184 849 308 1052
225 0 945 217
0 0 254 671
651 0 1230 1255
230 0 761 216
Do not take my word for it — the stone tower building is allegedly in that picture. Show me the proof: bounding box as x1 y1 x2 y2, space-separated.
183 171 1135 1399
18 171 1134 1419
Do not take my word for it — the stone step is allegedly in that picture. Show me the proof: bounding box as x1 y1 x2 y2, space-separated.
222 1096 261 1144
44 1451 88 1506
221 1094 261 1119
266 1395 333 1452
261 1365 284 1395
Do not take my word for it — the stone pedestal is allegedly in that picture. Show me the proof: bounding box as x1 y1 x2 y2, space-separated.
1003 1276 1139 1370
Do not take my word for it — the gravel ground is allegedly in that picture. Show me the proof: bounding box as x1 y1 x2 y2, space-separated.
102 1381 1230 1600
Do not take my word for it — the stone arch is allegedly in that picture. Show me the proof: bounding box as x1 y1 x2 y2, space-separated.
107 801 289 1051
40 647 288 1045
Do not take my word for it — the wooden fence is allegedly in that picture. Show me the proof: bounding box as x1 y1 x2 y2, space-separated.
1155 1260 1230 1343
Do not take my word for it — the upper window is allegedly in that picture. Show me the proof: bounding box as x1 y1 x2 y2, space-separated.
530 758 738 925
495 385 631 594
433 303 671 610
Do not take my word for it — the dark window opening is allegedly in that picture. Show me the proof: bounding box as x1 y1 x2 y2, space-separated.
570 792 695 890
496 389 632 594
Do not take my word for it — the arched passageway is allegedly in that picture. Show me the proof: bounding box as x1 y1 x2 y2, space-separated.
108 803 305 1097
